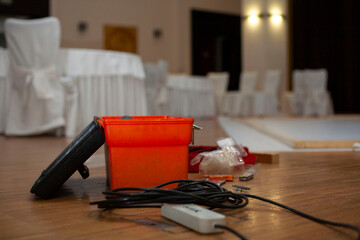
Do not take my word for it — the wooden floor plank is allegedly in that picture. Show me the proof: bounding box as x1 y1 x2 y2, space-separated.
0 118 359 240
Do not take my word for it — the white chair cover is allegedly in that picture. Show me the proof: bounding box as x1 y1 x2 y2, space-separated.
223 71 258 116
60 75 78 137
207 72 229 115
0 48 10 133
253 70 281 115
291 70 307 115
156 60 169 114
290 69 333 116
144 62 161 115
303 69 333 116
4 17 65 135
165 75 215 118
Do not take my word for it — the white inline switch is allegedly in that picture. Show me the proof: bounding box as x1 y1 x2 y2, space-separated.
161 204 226 234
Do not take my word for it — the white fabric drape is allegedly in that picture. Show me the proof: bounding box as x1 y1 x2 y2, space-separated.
253 70 281 116
11 65 58 100
291 69 333 116
207 72 229 115
1 47 147 136
144 63 160 115
143 60 169 115
303 69 333 116
0 48 10 133
223 71 258 116
58 48 144 79
58 48 147 135
4 17 65 136
165 75 215 118
291 70 307 115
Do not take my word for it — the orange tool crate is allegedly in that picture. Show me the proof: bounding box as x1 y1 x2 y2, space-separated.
99 116 194 190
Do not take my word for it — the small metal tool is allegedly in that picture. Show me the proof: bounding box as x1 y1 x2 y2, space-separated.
192 124 203 144
232 185 251 193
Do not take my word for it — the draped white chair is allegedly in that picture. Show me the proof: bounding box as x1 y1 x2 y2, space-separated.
253 70 281 116
165 74 215 118
291 70 307 115
144 59 169 115
223 71 258 116
4 17 65 136
156 60 169 114
144 62 161 115
0 48 10 133
206 72 229 115
303 69 333 116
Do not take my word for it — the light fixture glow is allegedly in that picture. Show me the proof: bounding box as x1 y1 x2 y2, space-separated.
248 15 259 25
243 9 285 25
271 14 282 24
248 11 259 25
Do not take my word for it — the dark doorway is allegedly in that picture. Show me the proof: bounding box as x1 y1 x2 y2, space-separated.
192 10 241 90
0 0 49 18
0 0 50 48
290 0 360 113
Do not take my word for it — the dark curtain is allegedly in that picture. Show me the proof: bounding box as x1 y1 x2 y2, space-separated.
192 10 241 90
291 0 360 113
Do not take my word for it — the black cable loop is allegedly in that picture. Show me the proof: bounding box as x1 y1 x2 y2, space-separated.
90 179 360 240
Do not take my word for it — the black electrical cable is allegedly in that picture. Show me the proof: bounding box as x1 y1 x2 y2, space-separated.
244 193 360 239
91 179 248 209
214 224 248 240
90 179 360 240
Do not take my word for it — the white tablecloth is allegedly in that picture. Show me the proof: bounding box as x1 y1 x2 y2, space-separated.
165 75 215 118
0 48 147 136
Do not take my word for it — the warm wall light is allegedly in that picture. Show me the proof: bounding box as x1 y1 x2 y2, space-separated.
248 15 259 25
242 11 285 25
271 14 283 24
247 10 259 25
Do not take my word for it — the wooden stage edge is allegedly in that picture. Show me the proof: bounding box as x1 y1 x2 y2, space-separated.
241 115 360 149
253 152 280 164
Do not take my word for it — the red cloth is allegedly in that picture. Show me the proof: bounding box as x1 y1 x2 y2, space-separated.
188 146 256 173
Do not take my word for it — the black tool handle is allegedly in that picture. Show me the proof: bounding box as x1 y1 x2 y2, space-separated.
30 118 105 198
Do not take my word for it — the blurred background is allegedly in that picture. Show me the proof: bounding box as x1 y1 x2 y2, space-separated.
0 0 359 115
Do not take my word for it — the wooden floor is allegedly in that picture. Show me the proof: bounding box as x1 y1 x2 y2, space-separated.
1 118 360 240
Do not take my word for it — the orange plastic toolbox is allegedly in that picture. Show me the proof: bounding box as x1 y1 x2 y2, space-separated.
99 116 194 190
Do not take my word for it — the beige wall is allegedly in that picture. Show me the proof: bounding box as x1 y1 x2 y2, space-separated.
51 0 241 73
241 0 288 93
51 0 288 92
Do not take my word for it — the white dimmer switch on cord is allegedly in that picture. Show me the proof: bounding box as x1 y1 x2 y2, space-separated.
161 204 226 234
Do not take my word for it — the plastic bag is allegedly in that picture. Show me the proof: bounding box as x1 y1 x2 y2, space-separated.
190 137 248 175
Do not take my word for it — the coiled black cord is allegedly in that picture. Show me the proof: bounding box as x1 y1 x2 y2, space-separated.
91 179 248 209
90 179 360 240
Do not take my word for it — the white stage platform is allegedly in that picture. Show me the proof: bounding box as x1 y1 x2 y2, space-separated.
218 116 360 152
